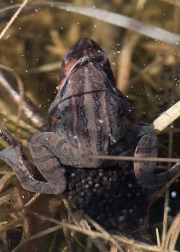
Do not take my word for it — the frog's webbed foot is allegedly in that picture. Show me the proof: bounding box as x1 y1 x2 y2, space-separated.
133 126 180 188
0 129 66 194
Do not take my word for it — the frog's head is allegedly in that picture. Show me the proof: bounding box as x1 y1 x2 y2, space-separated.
50 38 126 118
60 54 119 100
49 52 118 117
57 38 115 92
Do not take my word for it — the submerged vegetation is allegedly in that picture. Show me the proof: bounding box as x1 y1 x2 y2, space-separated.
0 0 180 251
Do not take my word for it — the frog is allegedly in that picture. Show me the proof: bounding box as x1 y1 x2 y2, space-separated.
0 38 180 195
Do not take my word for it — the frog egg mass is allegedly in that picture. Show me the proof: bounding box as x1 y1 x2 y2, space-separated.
64 162 150 232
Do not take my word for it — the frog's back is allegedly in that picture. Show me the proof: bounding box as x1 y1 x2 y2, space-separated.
57 58 128 162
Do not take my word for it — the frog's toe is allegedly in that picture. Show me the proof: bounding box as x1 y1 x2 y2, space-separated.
0 128 17 147
0 129 23 166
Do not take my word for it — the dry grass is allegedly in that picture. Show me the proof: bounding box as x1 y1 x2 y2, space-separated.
0 0 180 251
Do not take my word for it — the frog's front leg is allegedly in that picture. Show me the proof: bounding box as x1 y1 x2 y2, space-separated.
0 129 66 194
133 126 180 188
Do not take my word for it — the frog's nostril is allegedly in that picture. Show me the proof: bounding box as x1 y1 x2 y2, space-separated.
80 56 91 63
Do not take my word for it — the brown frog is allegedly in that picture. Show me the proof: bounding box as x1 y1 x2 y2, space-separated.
0 38 180 195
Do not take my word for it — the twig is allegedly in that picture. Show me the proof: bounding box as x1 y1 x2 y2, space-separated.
117 0 146 93
48 230 58 252
84 214 124 252
2 2 180 47
82 154 180 163
152 171 180 204
0 0 28 40
165 211 180 250
156 228 161 247
150 101 180 133
161 191 169 248
24 193 40 208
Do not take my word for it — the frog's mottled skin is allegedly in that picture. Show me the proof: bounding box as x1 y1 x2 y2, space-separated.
0 38 180 195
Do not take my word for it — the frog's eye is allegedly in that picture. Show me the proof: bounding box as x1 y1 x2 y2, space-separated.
92 50 108 68
98 50 108 65
64 50 73 64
